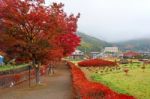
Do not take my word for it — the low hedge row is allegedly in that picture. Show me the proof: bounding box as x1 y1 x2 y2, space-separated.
68 62 135 99
78 59 117 67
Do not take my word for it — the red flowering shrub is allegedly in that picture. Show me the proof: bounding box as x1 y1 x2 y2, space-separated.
78 59 117 67
123 68 129 75
68 62 135 99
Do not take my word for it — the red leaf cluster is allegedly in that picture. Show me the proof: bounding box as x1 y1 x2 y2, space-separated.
78 59 117 67
68 62 136 99
55 33 80 57
47 48 64 61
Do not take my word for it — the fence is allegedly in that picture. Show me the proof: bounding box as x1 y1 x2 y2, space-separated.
0 65 48 88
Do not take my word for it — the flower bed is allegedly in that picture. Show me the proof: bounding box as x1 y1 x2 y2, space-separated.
78 59 117 67
68 62 135 99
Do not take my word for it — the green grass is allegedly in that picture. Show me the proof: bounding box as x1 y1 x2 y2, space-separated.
120 62 143 68
0 64 28 71
91 68 150 99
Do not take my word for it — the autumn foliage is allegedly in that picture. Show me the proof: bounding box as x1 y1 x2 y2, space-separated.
78 59 117 67
0 0 80 63
0 0 80 83
68 62 135 99
55 33 80 57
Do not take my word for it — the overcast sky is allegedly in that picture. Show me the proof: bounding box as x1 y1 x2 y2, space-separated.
45 0 150 42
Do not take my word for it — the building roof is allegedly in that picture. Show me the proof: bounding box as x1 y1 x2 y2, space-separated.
123 51 140 57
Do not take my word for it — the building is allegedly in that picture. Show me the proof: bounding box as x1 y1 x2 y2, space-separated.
138 51 150 56
69 50 84 59
123 51 140 58
104 47 119 53
90 52 100 58
102 47 120 57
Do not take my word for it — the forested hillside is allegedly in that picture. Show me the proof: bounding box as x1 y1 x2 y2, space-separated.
77 32 112 52
115 38 150 51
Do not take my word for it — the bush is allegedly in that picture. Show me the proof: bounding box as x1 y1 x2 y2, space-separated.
78 59 117 67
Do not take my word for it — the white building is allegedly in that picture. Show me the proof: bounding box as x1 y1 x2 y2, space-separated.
104 47 119 53
72 50 84 55
70 50 84 59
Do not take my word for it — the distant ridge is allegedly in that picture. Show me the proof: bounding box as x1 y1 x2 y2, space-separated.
115 38 150 51
77 32 112 52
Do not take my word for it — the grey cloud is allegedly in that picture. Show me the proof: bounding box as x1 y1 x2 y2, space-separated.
46 0 150 42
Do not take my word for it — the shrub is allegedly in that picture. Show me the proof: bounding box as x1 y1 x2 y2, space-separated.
123 68 129 75
78 59 117 67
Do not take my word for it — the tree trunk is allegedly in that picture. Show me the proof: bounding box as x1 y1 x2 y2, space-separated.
35 66 40 84
32 58 40 85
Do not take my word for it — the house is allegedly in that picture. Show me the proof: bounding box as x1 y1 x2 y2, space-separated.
69 50 84 59
102 47 120 57
138 51 150 56
123 51 140 58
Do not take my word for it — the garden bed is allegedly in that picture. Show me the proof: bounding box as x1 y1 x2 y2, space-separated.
68 61 135 99
82 64 150 99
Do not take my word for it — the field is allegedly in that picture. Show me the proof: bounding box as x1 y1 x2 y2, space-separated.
82 63 150 99
0 64 28 71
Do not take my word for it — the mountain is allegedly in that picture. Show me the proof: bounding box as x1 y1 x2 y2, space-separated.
115 38 150 51
76 32 150 53
77 32 112 53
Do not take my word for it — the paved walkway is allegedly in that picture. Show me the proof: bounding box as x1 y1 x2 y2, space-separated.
0 62 73 99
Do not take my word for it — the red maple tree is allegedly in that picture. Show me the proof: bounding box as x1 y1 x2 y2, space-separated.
0 0 80 84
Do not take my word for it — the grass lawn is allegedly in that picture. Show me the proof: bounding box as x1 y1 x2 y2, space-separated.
90 67 150 99
0 64 28 71
120 62 143 67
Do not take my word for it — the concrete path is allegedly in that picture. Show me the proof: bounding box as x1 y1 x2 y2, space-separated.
0 62 73 99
